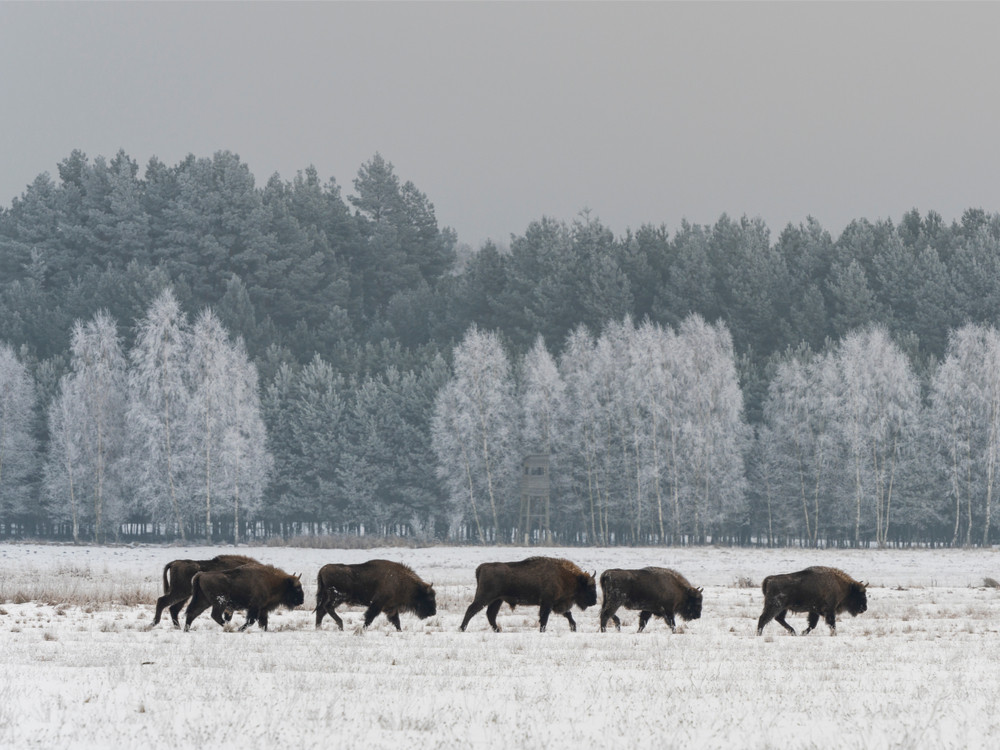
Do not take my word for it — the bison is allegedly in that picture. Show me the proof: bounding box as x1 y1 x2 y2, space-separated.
756 566 868 636
183 563 304 632
599 567 703 633
152 554 258 628
460 556 598 633
315 559 437 631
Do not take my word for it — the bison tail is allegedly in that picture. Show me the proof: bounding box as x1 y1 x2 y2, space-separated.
163 563 172 594
761 576 773 595
190 571 204 601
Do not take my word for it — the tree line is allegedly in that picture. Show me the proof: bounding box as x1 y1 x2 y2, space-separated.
3 149 1000 545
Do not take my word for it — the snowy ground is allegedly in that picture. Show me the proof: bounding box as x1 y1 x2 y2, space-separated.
1 543 999 749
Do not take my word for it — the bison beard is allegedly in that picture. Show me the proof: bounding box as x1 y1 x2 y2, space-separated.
599 567 703 633
153 554 258 628
756 566 868 636
315 559 437 631
460 556 598 633
183 564 304 632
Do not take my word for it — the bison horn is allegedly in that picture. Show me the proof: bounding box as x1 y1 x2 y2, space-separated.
697 587 704 592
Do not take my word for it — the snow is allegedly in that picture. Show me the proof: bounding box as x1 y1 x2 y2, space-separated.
1 544 999 748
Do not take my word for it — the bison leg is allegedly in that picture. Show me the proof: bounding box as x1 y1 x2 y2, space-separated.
210 604 228 627
183 593 212 632
315 590 328 628
599 605 621 632
315 591 345 630
460 600 487 632
239 608 259 632
319 605 344 631
152 595 171 626
824 611 838 635
386 613 402 631
637 611 652 633
773 609 796 635
662 611 677 633
562 611 577 632
258 611 269 632
802 611 820 635
756 602 781 636
538 604 552 632
363 602 386 629
154 592 188 628
485 600 503 632
168 601 187 628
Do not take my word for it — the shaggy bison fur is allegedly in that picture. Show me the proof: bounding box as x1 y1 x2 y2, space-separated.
184 563 304 632
153 554 258 628
460 556 598 633
315 559 437 631
757 566 868 636
599 567 703 633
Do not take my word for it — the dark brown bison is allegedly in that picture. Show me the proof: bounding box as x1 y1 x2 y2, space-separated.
315 559 437 631
183 563 304 632
152 554 258 628
599 567 703 633
756 566 868 636
460 556 598 633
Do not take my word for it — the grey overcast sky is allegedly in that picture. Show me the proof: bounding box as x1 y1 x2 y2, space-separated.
2 2 999 248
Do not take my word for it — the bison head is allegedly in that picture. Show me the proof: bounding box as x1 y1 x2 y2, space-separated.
575 570 598 609
283 574 305 609
846 581 868 616
680 586 703 622
415 582 437 619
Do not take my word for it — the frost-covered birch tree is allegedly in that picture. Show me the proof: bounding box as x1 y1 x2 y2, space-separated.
594 319 645 541
631 321 683 542
187 309 231 538
759 352 837 544
45 374 84 541
560 326 609 543
832 326 918 546
57 312 128 541
518 335 567 542
216 336 271 543
929 323 1000 546
673 315 750 540
127 289 192 538
431 326 516 541
0 344 37 529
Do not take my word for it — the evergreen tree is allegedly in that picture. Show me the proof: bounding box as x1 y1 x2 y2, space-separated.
0 343 38 530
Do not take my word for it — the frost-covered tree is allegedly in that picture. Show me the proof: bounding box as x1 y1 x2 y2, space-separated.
517 336 567 542
556 315 748 544
631 321 684 542
432 326 516 541
187 309 232 538
759 351 837 544
0 344 38 528
832 326 919 546
673 315 750 540
559 326 609 543
127 289 192 538
51 312 128 542
929 324 1000 546
215 336 271 543
45 374 84 541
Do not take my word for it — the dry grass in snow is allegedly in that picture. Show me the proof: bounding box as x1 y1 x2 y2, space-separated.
1 543 999 748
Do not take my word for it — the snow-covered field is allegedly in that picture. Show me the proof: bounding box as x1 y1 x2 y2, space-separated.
2 544 999 749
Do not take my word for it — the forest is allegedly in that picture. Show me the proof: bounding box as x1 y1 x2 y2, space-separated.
2 149 1000 546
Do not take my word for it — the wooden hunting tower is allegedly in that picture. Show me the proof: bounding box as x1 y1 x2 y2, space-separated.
519 454 551 544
